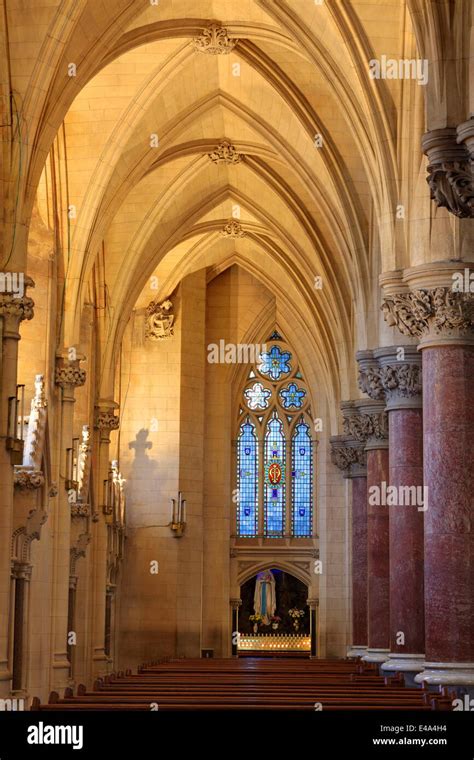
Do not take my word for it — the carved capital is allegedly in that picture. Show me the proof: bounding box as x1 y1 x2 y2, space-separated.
145 299 174 340
13 468 45 490
94 410 120 431
193 24 238 55
379 363 422 401
422 128 474 218
330 441 357 472
55 358 86 388
356 350 384 401
71 503 90 519
382 288 474 343
208 140 243 165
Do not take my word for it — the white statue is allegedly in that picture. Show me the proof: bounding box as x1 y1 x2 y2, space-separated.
253 569 276 625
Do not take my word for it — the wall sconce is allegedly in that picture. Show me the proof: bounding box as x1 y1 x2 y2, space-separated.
65 436 79 491
169 491 186 537
6 384 25 465
103 467 113 516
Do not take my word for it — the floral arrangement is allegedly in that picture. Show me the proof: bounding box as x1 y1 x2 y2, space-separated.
249 614 264 625
288 608 305 619
270 616 281 624
288 608 305 631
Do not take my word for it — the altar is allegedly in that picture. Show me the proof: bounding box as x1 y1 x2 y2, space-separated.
238 632 311 654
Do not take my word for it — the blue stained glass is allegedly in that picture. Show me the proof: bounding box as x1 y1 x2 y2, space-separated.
279 382 306 409
237 419 258 536
292 420 312 537
264 414 285 537
258 345 291 381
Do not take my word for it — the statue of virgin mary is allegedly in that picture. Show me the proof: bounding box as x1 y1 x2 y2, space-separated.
253 569 276 625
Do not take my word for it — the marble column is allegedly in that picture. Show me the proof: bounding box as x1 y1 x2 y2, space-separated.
0 281 34 696
331 431 368 657
91 402 119 677
347 387 390 665
382 262 474 690
51 355 86 691
374 346 425 678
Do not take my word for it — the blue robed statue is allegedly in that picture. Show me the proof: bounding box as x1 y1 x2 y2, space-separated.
253 570 276 625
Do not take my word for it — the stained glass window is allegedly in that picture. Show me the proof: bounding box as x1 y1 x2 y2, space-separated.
264 413 286 537
258 345 291 381
291 420 312 537
236 332 314 539
279 382 306 409
237 418 258 536
244 382 272 410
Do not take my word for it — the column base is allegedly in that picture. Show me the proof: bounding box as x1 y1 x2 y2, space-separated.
362 648 390 664
415 662 474 692
381 653 425 673
347 645 367 658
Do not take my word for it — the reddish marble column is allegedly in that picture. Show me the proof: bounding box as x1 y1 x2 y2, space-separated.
416 343 474 685
381 266 474 689
351 471 368 652
374 346 425 678
345 393 390 664
366 443 390 661
331 430 368 657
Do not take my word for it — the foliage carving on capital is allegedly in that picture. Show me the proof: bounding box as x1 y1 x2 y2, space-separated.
0 294 34 323
13 469 45 490
330 445 357 471
382 288 474 339
193 24 238 55
55 361 86 388
94 410 120 431
379 364 422 399
357 366 384 400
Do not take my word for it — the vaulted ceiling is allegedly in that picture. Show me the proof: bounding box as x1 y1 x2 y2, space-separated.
3 0 470 399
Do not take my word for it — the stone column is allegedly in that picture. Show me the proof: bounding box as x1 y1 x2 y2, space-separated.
382 262 474 690
230 599 241 657
372 346 425 680
11 562 32 694
0 281 34 696
330 431 368 657
91 402 119 677
51 355 86 691
346 386 390 665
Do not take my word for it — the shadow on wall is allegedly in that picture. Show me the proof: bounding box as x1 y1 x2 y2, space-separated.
125 428 159 524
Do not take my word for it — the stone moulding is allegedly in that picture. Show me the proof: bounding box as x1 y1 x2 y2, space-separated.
193 24 238 55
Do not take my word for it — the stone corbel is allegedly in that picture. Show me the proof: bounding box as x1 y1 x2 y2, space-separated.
422 128 474 218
